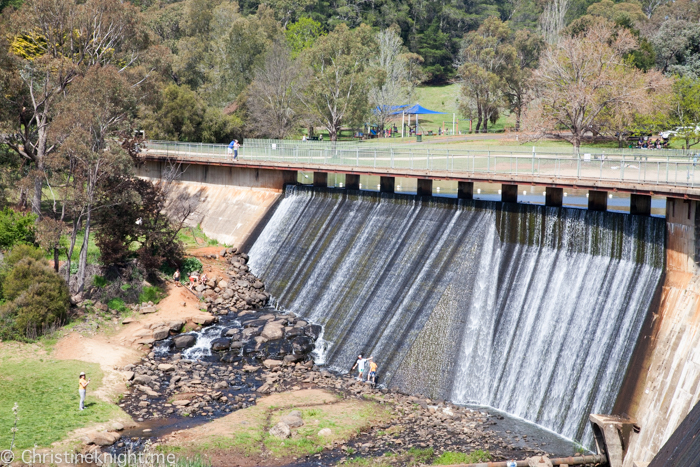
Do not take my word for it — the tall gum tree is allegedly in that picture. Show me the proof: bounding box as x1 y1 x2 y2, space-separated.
0 0 141 217
526 19 665 150
299 23 375 141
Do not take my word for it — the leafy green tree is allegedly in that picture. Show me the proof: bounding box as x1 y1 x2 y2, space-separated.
417 20 454 83
459 17 515 132
528 19 666 149
0 208 36 250
50 65 137 292
202 5 282 107
668 76 700 149
286 17 325 57
0 245 69 340
299 23 375 141
0 0 143 217
502 28 543 131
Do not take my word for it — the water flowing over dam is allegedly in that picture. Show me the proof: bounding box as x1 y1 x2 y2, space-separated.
248 186 665 445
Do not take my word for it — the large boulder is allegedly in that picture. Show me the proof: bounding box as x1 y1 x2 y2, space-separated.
152 326 170 341
244 319 267 328
133 374 153 385
225 328 241 338
269 422 290 439
230 341 244 350
281 414 304 428
292 336 314 354
173 334 197 349
261 323 284 340
167 320 185 332
86 431 121 446
263 359 284 369
218 280 228 289
211 338 231 351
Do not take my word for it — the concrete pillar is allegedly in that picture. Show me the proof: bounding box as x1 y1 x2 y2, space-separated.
345 174 360 190
588 190 608 211
458 181 474 200
501 184 518 203
545 187 563 207
282 170 298 186
417 179 433 196
630 194 651 216
380 176 395 194
313 172 327 188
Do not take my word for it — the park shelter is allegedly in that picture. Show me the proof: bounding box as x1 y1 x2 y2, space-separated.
391 104 447 137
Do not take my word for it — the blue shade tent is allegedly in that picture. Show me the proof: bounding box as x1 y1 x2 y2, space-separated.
388 104 447 137
398 104 447 115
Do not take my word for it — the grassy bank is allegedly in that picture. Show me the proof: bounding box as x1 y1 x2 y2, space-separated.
165 389 393 463
0 343 122 450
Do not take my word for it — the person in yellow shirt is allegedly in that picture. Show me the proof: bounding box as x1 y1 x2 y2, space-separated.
79 372 90 411
368 358 378 385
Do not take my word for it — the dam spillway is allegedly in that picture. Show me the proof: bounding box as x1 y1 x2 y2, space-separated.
248 186 665 445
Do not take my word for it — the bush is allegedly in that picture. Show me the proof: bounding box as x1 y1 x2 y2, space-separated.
0 208 36 250
139 286 164 304
161 257 202 282
0 246 69 340
92 275 107 288
107 298 128 313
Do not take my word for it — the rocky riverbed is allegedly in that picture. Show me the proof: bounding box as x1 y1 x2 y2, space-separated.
79 249 584 465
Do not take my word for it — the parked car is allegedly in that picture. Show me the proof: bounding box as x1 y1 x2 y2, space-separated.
660 126 700 139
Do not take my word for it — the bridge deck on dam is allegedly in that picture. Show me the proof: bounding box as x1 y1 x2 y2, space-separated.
143 140 700 200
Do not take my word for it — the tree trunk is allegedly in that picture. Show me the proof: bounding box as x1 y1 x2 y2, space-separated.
65 217 81 283
53 247 59 273
329 125 338 141
32 157 44 217
572 134 581 153
77 205 92 292
31 126 49 217
515 107 521 132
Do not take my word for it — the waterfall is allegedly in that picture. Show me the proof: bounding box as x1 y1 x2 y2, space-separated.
248 186 665 445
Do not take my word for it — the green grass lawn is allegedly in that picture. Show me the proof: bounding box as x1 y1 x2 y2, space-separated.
53 230 101 267
0 345 122 450
177 224 222 250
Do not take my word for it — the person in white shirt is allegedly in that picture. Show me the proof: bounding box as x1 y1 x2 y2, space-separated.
351 355 367 381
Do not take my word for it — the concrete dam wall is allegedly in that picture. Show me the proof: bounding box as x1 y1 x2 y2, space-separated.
248 186 665 446
136 160 296 247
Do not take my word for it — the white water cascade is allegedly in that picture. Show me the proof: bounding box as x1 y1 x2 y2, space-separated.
248 186 665 445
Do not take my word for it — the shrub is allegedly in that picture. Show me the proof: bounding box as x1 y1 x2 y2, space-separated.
107 298 128 313
162 257 202 282
139 286 164 304
0 247 69 340
92 276 107 288
0 208 36 250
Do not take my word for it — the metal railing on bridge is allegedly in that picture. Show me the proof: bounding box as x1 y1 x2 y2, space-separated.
144 140 700 188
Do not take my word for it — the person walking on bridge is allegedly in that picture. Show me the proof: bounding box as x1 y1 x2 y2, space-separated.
233 140 240 161
227 140 235 159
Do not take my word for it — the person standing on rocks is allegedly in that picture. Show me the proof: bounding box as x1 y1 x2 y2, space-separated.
79 372 90 411
173 268 181 283
368 358 377 385
352 355 367 381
